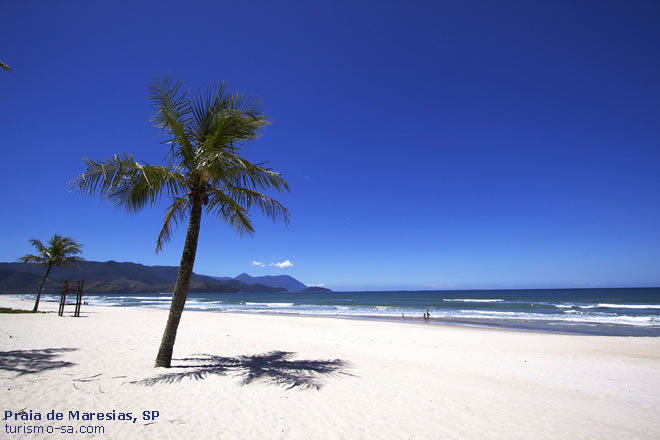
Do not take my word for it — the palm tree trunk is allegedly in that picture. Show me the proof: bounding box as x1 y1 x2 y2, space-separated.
155 194 203 368
33 263 52 312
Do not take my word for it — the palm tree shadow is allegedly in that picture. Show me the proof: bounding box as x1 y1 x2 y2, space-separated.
0 348 78 375
133 351 351 390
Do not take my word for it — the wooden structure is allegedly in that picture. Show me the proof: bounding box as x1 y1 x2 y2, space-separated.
58 280 84 317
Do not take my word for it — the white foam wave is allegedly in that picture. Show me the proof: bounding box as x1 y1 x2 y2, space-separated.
561 314 658 326
90 301 122 306
244 302 295 307
34 293 659 328
597 303 660 310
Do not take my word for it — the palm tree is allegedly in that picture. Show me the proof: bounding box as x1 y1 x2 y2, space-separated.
18 234 84 312
71 77 290 367
1 61 11 72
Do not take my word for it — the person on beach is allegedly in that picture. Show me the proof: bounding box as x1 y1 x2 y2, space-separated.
423 311 428 323
426 310 430 322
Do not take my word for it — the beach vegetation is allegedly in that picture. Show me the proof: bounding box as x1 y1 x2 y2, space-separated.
71 77 290 367
17 234 85 312
0 307 44 314
0 61 10 72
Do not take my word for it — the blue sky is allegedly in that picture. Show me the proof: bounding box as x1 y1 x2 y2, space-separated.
1 1 659 291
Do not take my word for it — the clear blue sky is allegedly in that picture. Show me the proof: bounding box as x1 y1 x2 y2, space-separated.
1 1 659 291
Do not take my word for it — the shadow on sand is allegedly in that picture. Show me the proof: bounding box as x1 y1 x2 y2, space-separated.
133 350 350 390
0 348 78 375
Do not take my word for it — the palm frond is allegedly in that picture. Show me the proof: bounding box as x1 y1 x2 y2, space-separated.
218 186 290 225
17 253 48 265
156 196 191 253
190 81 228 142
52 255 86 267
18 235 84 267
1 61 11 73
148 76 195 166
29 239 48 255
71 154 186 212
223 90 265 120
73 76 290 255
216 154 290 192
46 234 84 266
203 109 268 155
205 190 255 235
188 80 268 160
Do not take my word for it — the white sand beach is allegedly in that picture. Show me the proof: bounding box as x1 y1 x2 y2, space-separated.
1 296 659 439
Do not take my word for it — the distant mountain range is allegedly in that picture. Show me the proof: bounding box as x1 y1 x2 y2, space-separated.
0 261 330 294
234 273 307 292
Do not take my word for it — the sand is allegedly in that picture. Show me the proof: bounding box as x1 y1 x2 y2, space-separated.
1 296 659 439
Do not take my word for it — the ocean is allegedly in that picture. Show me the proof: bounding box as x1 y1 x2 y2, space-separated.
25 287 660 336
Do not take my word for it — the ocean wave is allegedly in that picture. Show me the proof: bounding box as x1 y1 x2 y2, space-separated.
186 305 217 310
458 310 514 315
596 303 660 310
561 314 659 326
244 302 295 307
87 301 122 307
444 309 660 326
20 293 658 329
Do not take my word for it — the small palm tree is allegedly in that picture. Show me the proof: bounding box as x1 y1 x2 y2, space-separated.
71 77 290 367
18 234 84 312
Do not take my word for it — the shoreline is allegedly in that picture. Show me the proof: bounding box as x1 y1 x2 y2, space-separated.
11 293 660 337
1 296 660 439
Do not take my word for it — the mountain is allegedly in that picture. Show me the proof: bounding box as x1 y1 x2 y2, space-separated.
0 268 43 292
234 273 308 292
0 262 286 294
0 262 332 294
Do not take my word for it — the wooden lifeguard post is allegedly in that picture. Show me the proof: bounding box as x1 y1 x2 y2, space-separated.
58 280 84 317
